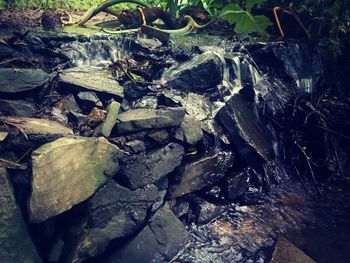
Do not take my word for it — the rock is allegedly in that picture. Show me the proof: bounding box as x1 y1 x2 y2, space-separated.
59 67 124 99
0 167 42 263
0 68 51 94
116 107 185 134
217 91 274 163
131 96 158 109
162 51 223 91
0 99 37 117
226 172 249 200
197 200 224 225
28 136 122 223
123 81 155 100
1 116 73 142
77 91 103 108
147 129 169 145
124 139 146 154
102 100 120 137
271 236 315 263
118 143 184 189
0 131 7 142
68 180 161 262
107 204 190 263
175 114 203 145
169 150 234 198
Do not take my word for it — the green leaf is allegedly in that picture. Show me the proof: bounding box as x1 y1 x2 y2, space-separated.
245 0 265 12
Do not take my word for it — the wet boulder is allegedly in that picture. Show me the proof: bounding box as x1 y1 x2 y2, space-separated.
162 51 223 91
174 114 203 145
0 68 51 94
0 167 42 263
118 142 184 189
28 136 122 223
67 180 161 262
116 107 185 134
169 150 234 198
59 67 124 99
107 204 190 263
226 171 249 200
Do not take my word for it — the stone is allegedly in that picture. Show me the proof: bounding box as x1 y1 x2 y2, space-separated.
271 236 315 263
147 129 169 144
0 68 51 94
67 180 161 262
28 136 122 223
0 99 37 117
217 91 274 163
1 116 73 142
197 199 224 225
116 107 185 134
226 172 249 200
0 167 42 263
107 204 190 263
162 51 223 91
175 114 203 145
169 150 234 198
131 96 158 109
59 67 124 99
77 91 103 108
118 142 184 189
102 100 120 137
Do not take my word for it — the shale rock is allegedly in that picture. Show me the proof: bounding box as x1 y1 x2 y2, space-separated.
169 150 234 198
77 91 102 108
59 67 124 99
107 204 190 263
226 172 249 200
217 90 274 163
118 142 184 189
68 180 161 262
175 114 203 145
0 99 37 117
0 68 51 94
116 107 185 134
101 100 120 137
29 136 122 223
162 51 223 91
0 167 42 263
1 116 73 142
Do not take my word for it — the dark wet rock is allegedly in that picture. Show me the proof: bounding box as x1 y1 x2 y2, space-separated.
107 204 190 263
0 167 42 263
131 96 158 109
175 114 203 145
0 43 16 58
147 129 170 145
67 180 161 262
123 139 146 154
118 142 184 189
77 91 103 108
0 68 51 94
226 172 249 200
116 107 185 134
169 150 234 198
197 200 224 225
123 81 155 100
217 90 274 163
1 116 73 142
0 99 37 117
271 236 315 263
101 100 120 137
29 136 122 223
59 67 124 99
162 51 223 92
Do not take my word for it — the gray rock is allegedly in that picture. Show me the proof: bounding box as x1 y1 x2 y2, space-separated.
217 91 274 163
175 114 203 145
162 51 223 91
29 136 122 223
116 107 185 134
0 167 42 263
0 99 37 117
169 150 234 198
118 143 184 189
102 100 120 137
107 204 190 263
77 91 103 108
67 180 161 263
226 172 249 200
147 129 170 144
59 67 124 99
0 68 50 93
132 96 158 109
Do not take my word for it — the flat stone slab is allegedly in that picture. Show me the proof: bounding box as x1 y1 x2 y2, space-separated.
0 167 42 263
0 99 37 117
28 136 122 223
116 107 185 134
0 68 51 93
1 116 73 141
59 67 124 98
169 150 234 198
